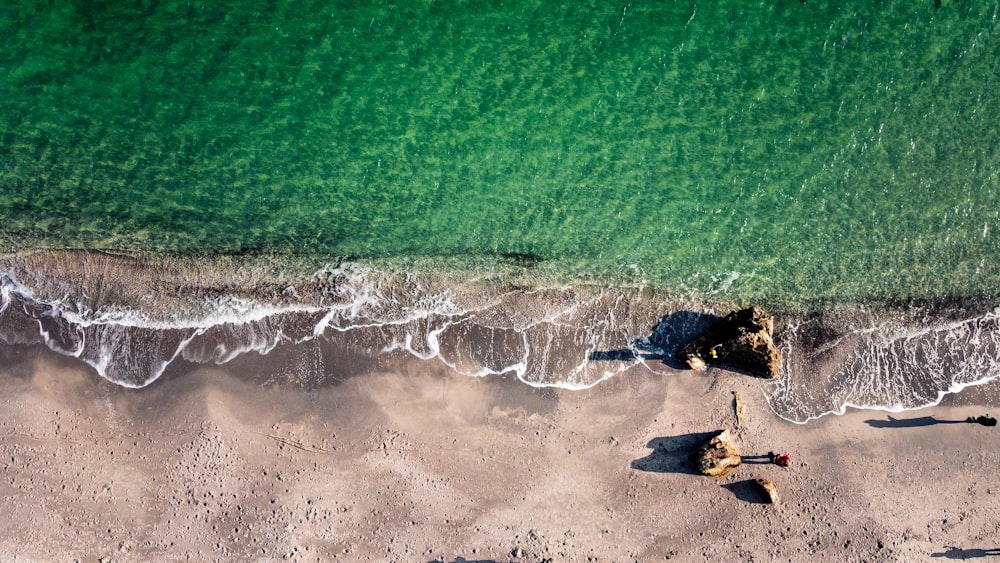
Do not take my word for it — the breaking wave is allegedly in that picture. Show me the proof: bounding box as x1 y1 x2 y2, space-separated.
766 304 1000 423
0 253 684 390
1 251 999 422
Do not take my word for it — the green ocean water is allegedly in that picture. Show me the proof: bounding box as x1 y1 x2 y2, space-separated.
2 0 999 306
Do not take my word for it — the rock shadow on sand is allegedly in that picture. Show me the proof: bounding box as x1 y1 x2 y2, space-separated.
590 311 721 368
631 432 720 475
722 480 772 504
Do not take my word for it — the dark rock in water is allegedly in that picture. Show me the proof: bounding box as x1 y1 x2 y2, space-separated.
498 251 545 267
692 429 741 478
754 478 780 504
678 306 782 379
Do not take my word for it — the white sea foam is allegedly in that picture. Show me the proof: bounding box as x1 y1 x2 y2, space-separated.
3 267 999 418
0 268 648 390
765 307 1000 423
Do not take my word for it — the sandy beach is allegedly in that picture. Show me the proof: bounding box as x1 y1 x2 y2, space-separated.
1 338 999 562
4 0 1000 559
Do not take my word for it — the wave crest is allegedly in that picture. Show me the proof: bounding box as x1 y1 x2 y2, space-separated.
766 305 1000 423
0 254 676 389
2 252 999 420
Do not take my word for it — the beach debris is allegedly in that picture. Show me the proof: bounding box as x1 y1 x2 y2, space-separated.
686 354 707 370
753 478 780 504
678 306 782 379
732 391 747 427
692 429 742 478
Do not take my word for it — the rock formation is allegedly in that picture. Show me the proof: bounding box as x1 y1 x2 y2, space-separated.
692 430 741 478
754 478 780 504
732 391 747 427
678 306 782 379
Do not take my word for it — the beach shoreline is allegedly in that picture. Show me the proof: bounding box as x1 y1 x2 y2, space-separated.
3 250 1000 419
5 0 1000 558
2 341 998 562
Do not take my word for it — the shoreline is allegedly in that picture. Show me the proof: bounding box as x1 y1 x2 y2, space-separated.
2 249 1000 421
2 343 999 561
4 248 999 314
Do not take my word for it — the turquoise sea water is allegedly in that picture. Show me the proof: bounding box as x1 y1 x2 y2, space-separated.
3 0 999 304
2 1 1000 421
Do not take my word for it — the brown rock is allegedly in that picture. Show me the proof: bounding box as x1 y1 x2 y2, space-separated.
732 391 747 428
678 306 782 379
692 430 741 478
686 354 707 371
754 478 780 504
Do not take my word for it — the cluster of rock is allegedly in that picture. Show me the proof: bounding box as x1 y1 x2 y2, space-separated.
691 429 780 504
638 306 787 503
678 306 782 379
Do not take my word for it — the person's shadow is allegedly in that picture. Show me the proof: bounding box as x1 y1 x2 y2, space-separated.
866 416 968 428
428 558 500 563
930 546 1000 558
631 432 720 474
589 311 720 368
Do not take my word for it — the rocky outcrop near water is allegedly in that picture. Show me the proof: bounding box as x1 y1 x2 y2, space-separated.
679 306 782 379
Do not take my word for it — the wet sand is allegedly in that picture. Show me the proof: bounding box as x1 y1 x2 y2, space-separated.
1 341 999 562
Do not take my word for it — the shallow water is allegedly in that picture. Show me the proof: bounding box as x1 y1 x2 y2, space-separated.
3 1 1000 302
2 1 1000 420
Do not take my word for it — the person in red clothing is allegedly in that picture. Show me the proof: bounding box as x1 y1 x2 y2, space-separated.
773 452 792 467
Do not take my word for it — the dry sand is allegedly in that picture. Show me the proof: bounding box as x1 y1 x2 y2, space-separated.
1 341 999 562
